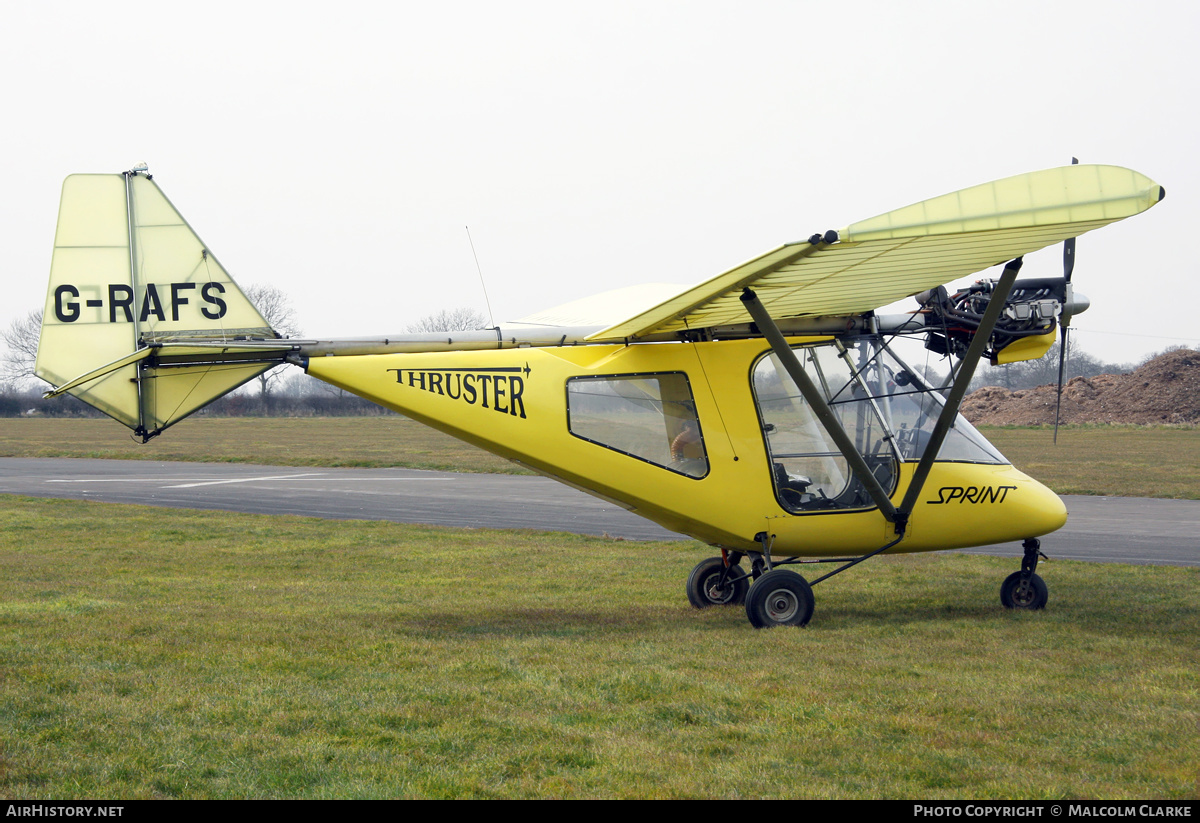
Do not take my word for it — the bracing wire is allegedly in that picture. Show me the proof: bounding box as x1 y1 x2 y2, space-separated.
465 226 496 328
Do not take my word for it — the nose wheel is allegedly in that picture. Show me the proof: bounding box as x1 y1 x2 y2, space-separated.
1001 538 1049 610
1001 571 1048 609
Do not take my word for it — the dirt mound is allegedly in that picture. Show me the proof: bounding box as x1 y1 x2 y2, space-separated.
961 348 1200 426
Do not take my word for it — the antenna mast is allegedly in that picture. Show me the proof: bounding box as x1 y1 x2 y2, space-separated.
465 226 496 328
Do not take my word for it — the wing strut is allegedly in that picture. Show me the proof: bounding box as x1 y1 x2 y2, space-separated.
893 258 1024 528
740 288 900 524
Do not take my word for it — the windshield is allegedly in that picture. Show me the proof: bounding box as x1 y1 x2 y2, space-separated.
751 338 1006 514
859 340 1007 464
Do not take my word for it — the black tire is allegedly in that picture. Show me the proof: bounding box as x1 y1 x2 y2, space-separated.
744 569 815 628
1000 571 1049 610
686 557 749 608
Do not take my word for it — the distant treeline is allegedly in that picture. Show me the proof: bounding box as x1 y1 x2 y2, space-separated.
0 390 101 419
0 377 395 419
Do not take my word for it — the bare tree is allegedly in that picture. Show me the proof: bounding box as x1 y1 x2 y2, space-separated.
244 284 303 409
406 307 489 334
244 284 303 338
2 309 44 389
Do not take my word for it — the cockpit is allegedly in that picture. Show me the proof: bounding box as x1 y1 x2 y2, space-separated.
752 337 1006 514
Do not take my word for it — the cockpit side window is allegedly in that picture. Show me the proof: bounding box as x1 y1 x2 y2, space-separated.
567 372 709 479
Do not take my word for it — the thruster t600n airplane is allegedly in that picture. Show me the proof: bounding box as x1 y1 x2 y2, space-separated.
35 164 1165 627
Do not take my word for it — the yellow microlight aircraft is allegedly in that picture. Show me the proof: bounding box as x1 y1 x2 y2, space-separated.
35 164 1165 627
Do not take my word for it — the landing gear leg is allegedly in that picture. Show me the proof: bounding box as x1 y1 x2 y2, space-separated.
1000 537 1049 610
747 552 766 581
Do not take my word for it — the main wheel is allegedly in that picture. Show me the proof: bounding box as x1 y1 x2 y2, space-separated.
686 557 749 608
1000 571 1049 610
745 569 815 628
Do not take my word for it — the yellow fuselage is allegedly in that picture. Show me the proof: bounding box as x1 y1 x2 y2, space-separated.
306 337 1066 555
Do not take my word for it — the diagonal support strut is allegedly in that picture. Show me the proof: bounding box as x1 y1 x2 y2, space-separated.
741 287 900 524
895 258 1024 527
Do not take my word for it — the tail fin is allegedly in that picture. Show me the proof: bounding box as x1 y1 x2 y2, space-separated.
35 170 288 441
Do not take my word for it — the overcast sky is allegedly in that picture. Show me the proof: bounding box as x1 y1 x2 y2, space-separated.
2 0 1195 368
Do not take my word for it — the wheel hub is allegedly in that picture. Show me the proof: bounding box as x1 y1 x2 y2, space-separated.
765 589 798 622
1012 580 1036 606
704 573 734 604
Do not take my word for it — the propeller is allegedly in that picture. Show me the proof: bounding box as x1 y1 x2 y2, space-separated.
1053 157 1080 444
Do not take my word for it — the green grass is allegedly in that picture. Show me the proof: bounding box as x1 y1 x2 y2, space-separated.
979 425 1199 499
0 416 533 474
2 418 1198 498
1 495 1196 799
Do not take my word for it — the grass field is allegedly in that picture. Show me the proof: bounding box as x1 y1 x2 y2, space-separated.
979 425 1199 500
0 416 527 474
0 417 1197 498
1 495 1196 799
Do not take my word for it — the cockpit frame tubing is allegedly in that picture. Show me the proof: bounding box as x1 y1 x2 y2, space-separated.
740 287 900 524
833 338 898 457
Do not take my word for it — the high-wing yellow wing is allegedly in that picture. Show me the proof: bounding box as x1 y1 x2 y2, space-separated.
587 165 1164 342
